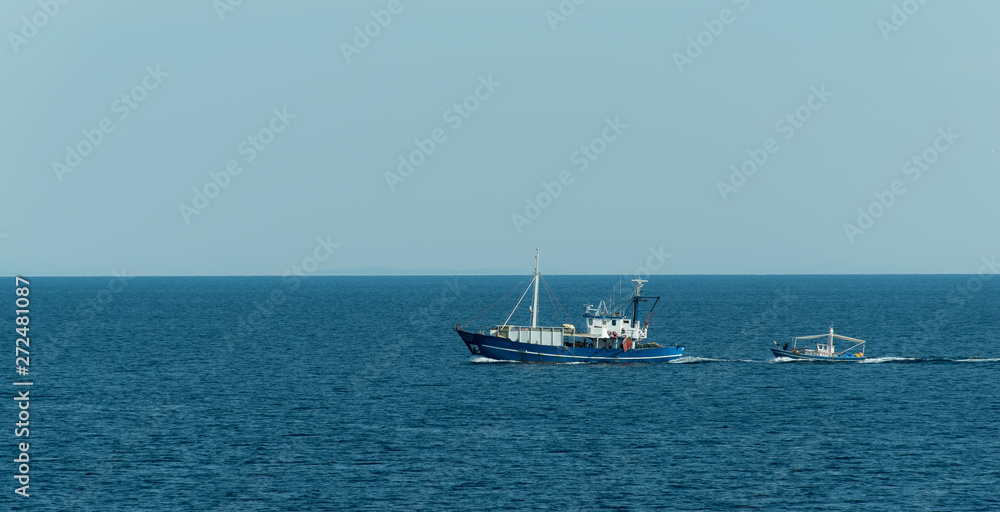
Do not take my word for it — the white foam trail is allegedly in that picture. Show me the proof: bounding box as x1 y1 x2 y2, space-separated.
955 357 1000 363
469 356 517 363
669 356 721 364
860 356 919 364
668 356 759 364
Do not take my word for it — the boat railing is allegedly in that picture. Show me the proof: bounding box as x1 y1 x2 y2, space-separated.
494 325 569 346
494 325 615 347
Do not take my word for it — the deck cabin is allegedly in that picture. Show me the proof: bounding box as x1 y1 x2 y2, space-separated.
490 300 651 350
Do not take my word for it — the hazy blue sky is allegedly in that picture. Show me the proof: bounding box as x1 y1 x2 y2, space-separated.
2 1 998 276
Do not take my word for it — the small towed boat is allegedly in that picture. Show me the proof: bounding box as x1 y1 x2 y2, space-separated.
770 326 866 361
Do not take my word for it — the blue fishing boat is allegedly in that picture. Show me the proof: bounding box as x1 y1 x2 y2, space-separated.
770 327 867 361
455 251 684 363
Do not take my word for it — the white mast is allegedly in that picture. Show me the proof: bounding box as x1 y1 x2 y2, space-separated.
630 277 647 338
531 249 540 328
632 277 647 296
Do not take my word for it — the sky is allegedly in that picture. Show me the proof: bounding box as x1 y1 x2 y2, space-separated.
1 0 998 276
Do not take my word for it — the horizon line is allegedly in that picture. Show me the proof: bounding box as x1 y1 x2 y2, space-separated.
1 272 991 278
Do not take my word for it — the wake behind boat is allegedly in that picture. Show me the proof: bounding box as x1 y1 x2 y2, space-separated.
771 326 867 361
455 251 683 363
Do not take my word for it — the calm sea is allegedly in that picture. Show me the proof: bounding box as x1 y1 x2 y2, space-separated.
8 275 999 511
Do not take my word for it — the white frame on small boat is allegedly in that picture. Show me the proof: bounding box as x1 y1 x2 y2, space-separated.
772 326 866 360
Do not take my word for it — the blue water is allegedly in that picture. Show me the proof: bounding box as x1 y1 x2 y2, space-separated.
9 275 1000 511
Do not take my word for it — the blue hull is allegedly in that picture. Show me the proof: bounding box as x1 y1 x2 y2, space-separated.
457 329 683 363
770 348 865 362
